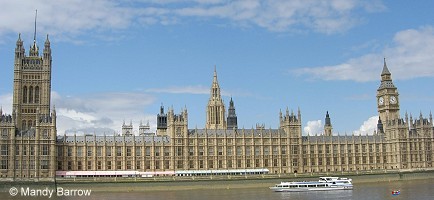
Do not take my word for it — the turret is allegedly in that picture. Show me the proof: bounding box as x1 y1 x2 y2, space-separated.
377 117 384 134
279 106 302 138
157 104 167 129
15 34 25 62
430 111 432 125
183 106 188 126
52 105 56 125
227 97 238 129
43 34 51 61
122 120 133 136
324 111 333 136
139 120 152 136
297 107 302 123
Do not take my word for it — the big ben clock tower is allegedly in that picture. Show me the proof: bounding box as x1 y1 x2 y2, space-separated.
376 58 400 124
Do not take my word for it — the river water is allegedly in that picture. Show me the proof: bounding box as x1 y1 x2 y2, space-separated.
1 179 432 200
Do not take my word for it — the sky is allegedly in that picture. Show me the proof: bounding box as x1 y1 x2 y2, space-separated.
0 0 433 136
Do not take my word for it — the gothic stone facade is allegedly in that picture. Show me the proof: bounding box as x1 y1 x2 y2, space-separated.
1 34 433 181
0 34 56 181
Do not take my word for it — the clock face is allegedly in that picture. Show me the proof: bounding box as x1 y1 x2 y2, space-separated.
378 97 384 105
390 96 397 104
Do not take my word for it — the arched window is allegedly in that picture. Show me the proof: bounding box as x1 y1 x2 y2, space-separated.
29 86 33 103
23 86 27 103
35 86 40 103
28 120 32 129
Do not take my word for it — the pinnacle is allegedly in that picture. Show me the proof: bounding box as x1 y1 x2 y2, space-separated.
381 58 391 75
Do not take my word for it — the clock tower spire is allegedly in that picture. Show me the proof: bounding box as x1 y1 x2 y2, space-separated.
376 58 400 124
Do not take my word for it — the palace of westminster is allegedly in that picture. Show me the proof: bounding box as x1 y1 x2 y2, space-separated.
0 31 433 181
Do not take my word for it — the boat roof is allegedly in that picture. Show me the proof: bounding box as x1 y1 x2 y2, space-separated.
279 181 325 185
319 177 340 179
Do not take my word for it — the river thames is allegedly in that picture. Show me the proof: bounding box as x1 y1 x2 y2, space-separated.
1 179 433 199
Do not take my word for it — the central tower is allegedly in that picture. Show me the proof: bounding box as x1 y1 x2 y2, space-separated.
13 33 52 131
206 67 226 129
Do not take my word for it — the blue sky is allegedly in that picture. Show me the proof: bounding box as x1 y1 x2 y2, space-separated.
0 0 433 135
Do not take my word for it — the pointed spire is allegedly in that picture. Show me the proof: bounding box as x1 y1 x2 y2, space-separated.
325 111 331 126
209 65 221 100
207 65 226 129
45 34 50 46
381 57 391 75
213 65 218 83
34 9 37 44
29 10 39 57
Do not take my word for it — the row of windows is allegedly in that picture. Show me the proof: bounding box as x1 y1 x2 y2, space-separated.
22 75 42 80
0 159 50 170
22 86 40 104
22 59 42 66
60 144 392 158
0 145 50 156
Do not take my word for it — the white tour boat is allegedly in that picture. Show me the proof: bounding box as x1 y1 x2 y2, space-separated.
269 177 353 192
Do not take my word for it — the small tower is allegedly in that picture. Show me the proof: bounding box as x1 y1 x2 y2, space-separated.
122 120 133 136
279 107 302 138
157 104 167 130
227 97 238 129
139 120 153 136
324 111 333 136
377 116 384 134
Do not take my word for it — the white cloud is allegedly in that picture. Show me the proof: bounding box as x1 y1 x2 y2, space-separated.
293 26 434 81
303 120 323 135
0 0 385 42
174 0 381 33
1 91 155 135
52 91 157 135
353 116 378 135
0 93 12 114
0 0 135 39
